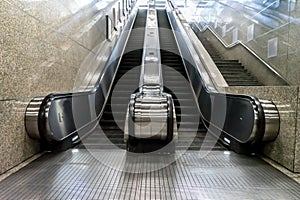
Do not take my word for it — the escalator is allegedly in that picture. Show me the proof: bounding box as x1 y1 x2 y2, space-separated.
157 10 223 151
77 10 147 149
78 9 223 151
25 3 279 154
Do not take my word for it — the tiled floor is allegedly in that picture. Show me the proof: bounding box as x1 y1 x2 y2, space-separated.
0 149 299 199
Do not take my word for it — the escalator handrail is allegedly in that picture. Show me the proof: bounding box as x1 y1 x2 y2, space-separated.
165 0 279 146
25 4 140 143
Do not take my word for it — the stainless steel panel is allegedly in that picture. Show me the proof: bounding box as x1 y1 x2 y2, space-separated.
25 97 44 139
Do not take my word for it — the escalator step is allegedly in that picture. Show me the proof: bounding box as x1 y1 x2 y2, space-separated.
83 9 224 151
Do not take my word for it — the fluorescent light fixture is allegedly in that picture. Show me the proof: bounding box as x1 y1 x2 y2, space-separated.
224 137 231 144
95 2 108 10
72 135 79 142
75 0 93 8
72 149 79 153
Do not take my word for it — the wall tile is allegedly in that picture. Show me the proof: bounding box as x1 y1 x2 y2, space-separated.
294 88 300 172
0 100 40 173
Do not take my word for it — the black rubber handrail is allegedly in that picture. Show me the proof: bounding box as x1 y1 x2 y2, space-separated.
25 5 139 150
166 0 279 154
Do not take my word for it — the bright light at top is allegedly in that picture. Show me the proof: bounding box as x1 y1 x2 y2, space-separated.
95 1 109 10
75 0 94 8
224 17 232 23
72 149 79 153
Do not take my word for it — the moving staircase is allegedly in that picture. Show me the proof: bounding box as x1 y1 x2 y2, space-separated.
78 9 223 151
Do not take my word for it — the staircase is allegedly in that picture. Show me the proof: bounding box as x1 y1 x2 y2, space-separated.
200 37 262 86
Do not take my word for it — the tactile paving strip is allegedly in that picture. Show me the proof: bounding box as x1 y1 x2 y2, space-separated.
0 150 299 199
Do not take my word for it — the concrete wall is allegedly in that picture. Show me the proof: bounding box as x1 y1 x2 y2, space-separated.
0 0 122 174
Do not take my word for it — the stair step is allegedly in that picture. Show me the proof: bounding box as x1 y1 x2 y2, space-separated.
214 60 240 63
